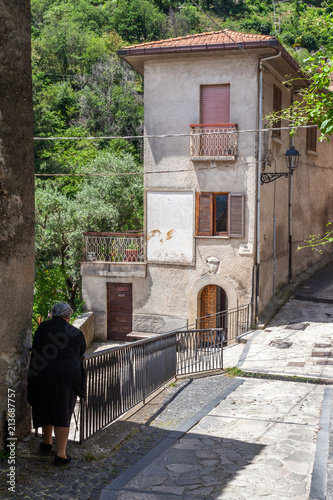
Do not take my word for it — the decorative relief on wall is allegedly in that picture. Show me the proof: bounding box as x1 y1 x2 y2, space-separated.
206 256 220 274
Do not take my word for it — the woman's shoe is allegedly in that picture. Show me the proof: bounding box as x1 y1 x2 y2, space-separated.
54 455 71 466
40 442 52 455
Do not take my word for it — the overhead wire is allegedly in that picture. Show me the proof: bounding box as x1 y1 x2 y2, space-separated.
33 124 316 141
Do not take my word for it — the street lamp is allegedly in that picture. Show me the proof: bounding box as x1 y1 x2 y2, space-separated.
261 146 300 184
284 145 300 173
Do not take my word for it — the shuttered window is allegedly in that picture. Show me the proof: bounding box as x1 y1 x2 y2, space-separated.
272 85 282 138
196 193 213 236
201 85 230 124
196 192 245 238
307 124 317 152
229 193 245 238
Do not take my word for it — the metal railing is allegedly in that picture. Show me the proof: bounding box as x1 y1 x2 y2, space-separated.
83 232 144 263
78 303 251 442
195 303 251 345
190 123 238 157
79 328 225 442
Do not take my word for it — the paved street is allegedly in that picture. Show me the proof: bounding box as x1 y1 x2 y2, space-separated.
1 260 333 499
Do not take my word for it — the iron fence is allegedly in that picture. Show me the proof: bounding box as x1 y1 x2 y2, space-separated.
83 232 144 263
78 303 251 442
190 124 238 157
196 303 251 345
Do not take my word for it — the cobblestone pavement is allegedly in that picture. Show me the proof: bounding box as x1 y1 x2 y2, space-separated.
0 375 237 499
104 379 324 500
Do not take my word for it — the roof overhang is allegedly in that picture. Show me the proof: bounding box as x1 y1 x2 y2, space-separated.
118 39 308 89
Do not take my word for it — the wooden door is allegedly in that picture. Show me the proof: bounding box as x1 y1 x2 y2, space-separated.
200 285 217 329
200 285 228 339
107 283 132 341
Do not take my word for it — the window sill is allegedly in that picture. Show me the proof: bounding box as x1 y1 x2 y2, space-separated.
191 156 236 162
306 149 318 156
271 136 283 145
195 235 230 239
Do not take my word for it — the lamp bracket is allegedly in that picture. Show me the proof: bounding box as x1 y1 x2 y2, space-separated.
261 172 290 184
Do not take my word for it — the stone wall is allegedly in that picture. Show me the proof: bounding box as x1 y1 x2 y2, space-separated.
0 0 35 445
73 312 95 348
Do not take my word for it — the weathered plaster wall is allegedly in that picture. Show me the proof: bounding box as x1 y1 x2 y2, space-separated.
136 53 258 330
259 64 333 313
73 312 95 348
82 53 259 336
0 0 35 445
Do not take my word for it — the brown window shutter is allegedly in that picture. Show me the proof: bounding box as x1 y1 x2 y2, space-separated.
273 85 282 138
196 193 213 236
229 194 244 238
201 85 230 124
307 124 317 151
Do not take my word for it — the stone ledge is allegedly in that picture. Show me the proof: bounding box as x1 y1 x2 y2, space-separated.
80 262 146 278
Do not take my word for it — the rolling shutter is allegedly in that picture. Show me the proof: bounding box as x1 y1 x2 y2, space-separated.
196 192 213 236
201 85 230 124
229 193 245 238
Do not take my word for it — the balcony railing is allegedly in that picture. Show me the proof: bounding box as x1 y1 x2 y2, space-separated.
84 232 144 263
190 123 238 158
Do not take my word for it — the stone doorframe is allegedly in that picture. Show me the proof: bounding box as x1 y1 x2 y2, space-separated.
188 275 238 326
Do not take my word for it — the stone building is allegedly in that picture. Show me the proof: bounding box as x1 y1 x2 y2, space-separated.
0 0 35 446
81 30 333 342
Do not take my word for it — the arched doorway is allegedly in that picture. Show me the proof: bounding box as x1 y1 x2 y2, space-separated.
199 285 228 330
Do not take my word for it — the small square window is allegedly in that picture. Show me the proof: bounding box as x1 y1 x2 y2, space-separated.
307 124 317 152
272 85 282 138
196 192 244 238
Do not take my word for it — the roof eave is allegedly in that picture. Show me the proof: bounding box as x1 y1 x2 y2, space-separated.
118 39 307 85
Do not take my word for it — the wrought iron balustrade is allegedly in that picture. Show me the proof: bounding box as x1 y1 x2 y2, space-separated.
190 123 238 158
196 303 251 345
84 232 144 263
77 302 251 442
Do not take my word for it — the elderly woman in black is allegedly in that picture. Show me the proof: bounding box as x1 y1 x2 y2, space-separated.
27 303 86 465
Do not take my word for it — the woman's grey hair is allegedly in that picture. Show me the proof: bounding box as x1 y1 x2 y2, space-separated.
51 303 73 320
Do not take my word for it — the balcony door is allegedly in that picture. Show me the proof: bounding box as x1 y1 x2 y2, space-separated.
107 283 132 341
200 85 230 156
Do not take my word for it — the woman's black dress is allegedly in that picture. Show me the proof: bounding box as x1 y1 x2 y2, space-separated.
27 318 86 428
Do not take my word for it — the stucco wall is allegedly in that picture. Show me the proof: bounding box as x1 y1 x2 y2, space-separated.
73 312 95 348
137 53 258 329
259 63 333 312
0 0 35 445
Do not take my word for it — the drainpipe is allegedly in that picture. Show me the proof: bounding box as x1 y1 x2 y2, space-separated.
288 89 298 282
256 51 281 321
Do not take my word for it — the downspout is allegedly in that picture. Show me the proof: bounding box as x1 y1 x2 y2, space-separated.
256 51 281 322
288 89 298 282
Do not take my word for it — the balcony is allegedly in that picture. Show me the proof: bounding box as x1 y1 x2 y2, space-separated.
84 232 145 262
190 123 237 160
81 232 146 278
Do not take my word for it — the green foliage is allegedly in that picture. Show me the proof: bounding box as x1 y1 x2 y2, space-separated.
225 367 245 377
297 223 333 253
267 51 333 139
106 0 167 44
34 151 143 326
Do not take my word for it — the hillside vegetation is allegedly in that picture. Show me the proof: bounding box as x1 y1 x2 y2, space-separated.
31 0 332 325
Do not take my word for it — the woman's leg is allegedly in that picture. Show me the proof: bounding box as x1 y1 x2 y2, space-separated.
42 425 53 445
54 426 69 458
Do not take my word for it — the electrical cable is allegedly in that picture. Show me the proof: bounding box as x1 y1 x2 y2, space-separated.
33 124 316 141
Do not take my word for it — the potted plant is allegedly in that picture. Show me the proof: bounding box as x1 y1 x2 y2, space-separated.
125 243 139 262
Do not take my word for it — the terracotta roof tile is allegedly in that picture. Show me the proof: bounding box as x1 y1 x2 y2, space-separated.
123 29 275 50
